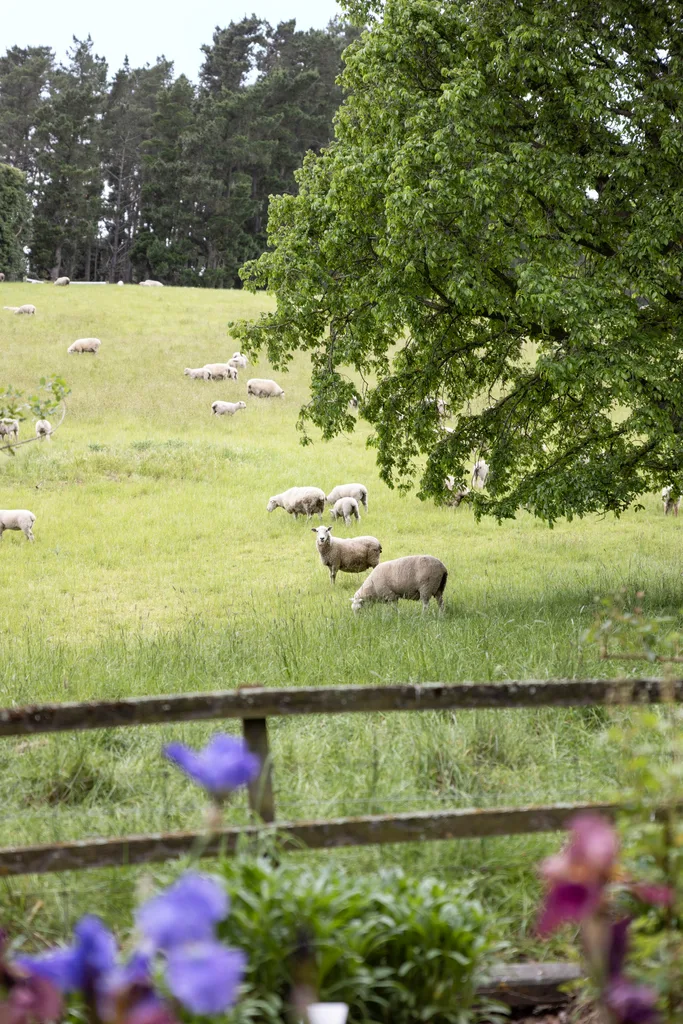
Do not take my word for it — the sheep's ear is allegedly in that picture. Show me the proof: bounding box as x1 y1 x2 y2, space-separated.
328 525 333 531
311 527 317 532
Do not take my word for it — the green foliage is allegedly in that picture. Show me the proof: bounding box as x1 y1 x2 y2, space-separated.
0 162 31 279
0 376 69 453
233 0 683 523
217 857 500 1023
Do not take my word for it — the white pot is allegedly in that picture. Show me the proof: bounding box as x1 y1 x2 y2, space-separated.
306 1003 349 1024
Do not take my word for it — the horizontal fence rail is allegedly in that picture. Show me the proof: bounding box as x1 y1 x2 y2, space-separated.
0 677 681 736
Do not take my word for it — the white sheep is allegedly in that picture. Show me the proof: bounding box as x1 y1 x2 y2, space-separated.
330 496 361 526
4 304 36 315
326 483 368 513
140 280 164 287
68 338 101 354
54 276 70 286
229 352 248 369
0 419 19 444
662 485 679 517
247 378 285 398
117 280 124 286
267 486 325 521
184 367 211 380
212 401 246 416
0 273 5 282
351 555 448 612
204 363 238 381
35 419 52 442
0 510 36 542
472 458 489 489
444 476 470 507
311 525 381 584
348 395 359 410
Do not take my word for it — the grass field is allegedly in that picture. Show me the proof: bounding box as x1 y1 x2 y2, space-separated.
0 282 681 953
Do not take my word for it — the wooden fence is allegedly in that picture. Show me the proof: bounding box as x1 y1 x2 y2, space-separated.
0 676 679 878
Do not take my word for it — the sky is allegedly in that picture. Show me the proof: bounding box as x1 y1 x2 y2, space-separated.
0 0 343 80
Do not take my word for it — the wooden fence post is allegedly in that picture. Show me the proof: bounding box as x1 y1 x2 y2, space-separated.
242 718 275 822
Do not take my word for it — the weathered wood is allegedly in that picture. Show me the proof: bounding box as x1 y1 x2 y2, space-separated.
477 962 582 1007
242 718 275 822
0 677 680 737
0 800 628 876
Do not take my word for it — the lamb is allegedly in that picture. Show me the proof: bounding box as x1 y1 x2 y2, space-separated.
229 352 248 369
4 304 36 315
267 486 325 521
0 510 36 542
662 486 679 517
212 401 246 416
54 276 70 286
351 555 448 612
184 367 211 380
0 419 19 444
330 496 361 526
326 483 368 513
68 338 101 354
311 525 381 584
204 363 238 381
140 280 164 287
247 378 285 398
444 476 470 507
35 419 52 442
472 458 489 489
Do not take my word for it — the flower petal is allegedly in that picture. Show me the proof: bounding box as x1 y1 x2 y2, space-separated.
136 874 227 951
163 744 208 789
165 942 246 1015
537 882 600 935
608 918 631 980
16 950 84 994
606 977 659 1023
630 884 674 907
569 813 619 876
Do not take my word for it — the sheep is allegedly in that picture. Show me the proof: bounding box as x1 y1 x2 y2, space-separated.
117 280 124 286
4 304 36 315
267 486 325 521
662 486 679 517
326 483 368 513
204 363 238 381
247 378 285 398
212 401 246 416
230 352 248 369
68 337 101 354
0 419 19 444
140 280 164 287
312 525 381 584
330 496 361 526
184 367 211 380
472 458 489 489
444 476 470 507
54 276 70 286
0 273 5 282
351 555 448 612
348 395 359 410
0 510 36 542
35 419 52 442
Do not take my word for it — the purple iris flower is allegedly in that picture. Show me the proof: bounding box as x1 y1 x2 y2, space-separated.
165 941 246 1015
605 979 660 1023
163 735 260 799
136 874 228 952
0 931 63 1024
18 916 117 994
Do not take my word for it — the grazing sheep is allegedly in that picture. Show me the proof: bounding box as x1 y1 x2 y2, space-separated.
54 276 70 286
0 419 19 444
472 458 489 489
140 280 164 287
267 486 325 521
662 486 679 517
312 525 381 584
0 510 36 542
0 273 5 282
330 496 361 526
117 280 124 286
348 395 359 409
4 304 36 315
184 367 211 380
326 483 368 513
212 401 246 416
204 363 238 381
247 378 285 398
351 555 448 612
68 337 101 354
229 352 248 369
444 476 470 507
35 419 52 442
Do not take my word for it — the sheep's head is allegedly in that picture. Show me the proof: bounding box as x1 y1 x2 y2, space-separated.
211 403 218 414
237 402 246 410
351 591 364 613
184 368 192 376
266 497 280 512
312 525 332 545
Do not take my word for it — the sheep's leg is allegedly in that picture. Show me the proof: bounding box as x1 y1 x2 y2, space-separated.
25 527 35 542
294 512 299 520
329 568 337 585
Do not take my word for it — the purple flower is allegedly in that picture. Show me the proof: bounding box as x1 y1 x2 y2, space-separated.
165 941 245 1015
605 978 659 1023
607 918 631 980
136 874 228 952
163 735 260 800
18 916 116 995
0 932 63 1024
537 881 602 935
629 884 674 907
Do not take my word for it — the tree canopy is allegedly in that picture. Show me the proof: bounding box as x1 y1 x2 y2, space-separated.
233 0 683 523
0 162 31 279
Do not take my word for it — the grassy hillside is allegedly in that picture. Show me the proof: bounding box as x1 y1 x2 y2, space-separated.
0 282 680 950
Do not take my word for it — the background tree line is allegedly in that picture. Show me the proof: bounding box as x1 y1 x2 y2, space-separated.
0 17 357 286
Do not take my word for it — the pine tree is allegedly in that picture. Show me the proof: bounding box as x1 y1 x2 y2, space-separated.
0 163 31 279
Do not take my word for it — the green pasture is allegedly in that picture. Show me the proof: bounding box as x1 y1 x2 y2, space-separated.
0 282 680 952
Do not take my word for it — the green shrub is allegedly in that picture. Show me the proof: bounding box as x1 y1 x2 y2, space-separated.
217 856 500 1024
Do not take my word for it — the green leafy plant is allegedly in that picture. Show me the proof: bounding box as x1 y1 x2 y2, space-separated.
0 377 70 453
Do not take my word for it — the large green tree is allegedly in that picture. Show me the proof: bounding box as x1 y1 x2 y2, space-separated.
0 162 31 279
233 0 683 523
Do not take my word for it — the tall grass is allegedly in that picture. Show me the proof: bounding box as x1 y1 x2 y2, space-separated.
0 283 681 953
